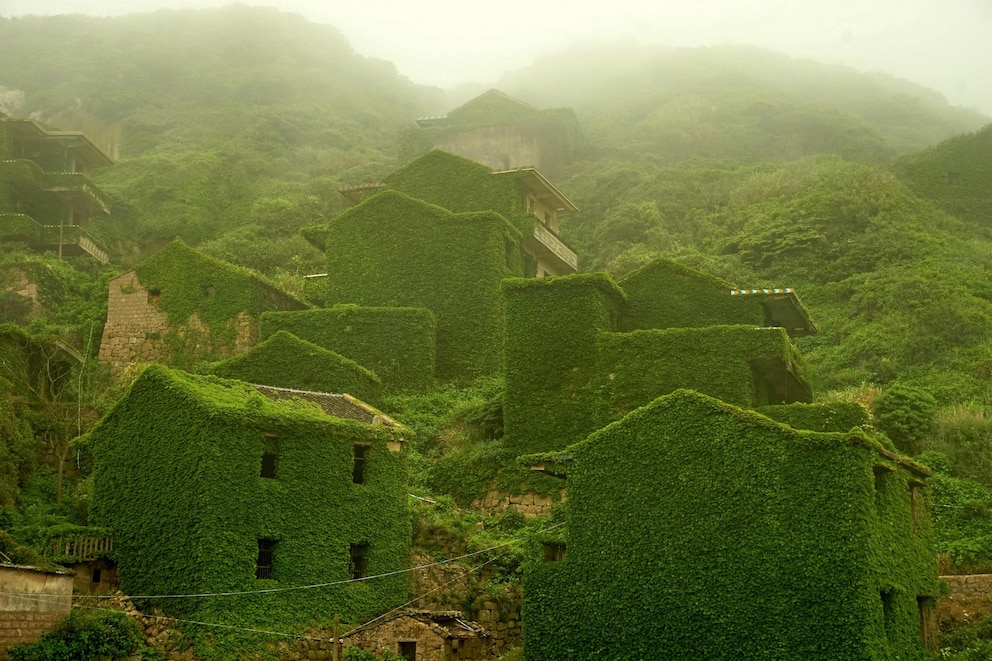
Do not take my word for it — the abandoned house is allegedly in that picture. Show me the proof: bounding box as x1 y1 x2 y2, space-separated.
404 88 583 175
343 609 490 661
82 365 411 627
501 257 817 456
97 239 307 376
300 149 579 383
0 115 114 263
521 389 939 660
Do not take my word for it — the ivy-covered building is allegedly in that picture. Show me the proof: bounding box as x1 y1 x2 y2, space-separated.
0 115 113 263
98 239 307 375
502 258 817 456
521 389 938 660
402 89 583 175
84 365 411 627
302 149 580 383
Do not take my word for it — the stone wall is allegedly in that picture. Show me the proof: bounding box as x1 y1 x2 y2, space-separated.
472 488 565 518
943 573 992 599
99 272 170 376
0 566 72 657
98 272 257 375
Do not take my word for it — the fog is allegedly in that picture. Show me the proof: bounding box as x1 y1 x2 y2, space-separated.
5 0 992 115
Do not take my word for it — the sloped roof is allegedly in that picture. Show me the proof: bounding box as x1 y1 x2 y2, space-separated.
252 384 404 430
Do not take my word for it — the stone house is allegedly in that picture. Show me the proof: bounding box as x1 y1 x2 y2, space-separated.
98 239 307 376
520 389 939 660
301 149 579 383
405 89 582 175
0 115 113 263
82 365 411 627
501 258 817 456
343 610 489 661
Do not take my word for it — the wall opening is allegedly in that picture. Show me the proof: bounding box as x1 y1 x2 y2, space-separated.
349 543 369 580
353 443 369 484
398 640 416 661
260 452 277 479
256 539 276 579
542 542 567 562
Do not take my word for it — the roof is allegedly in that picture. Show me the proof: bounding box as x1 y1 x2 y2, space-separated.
730 288 817 337
523 389 931 478
491 166 580 217
2 117 114 169
344 609 489 640
252 385 404 430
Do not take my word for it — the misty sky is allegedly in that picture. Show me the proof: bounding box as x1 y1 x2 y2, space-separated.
4 0 992 115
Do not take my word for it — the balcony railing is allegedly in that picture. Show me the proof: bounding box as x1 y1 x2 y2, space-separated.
532 222 578 272
49 535 114 562
0 213 110 263
44 171 112 215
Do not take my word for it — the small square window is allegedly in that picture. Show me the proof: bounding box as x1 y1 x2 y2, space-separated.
542 542 566 562
256 539 275 579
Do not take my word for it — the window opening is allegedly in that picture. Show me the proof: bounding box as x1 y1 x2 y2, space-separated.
256 539 275 579
147 288 161 304
918 596 936 651
349 543 369 580
260 452 277 478
91 567 102 583
353 443 369 484
203 284 215 298
398 641 416 661
880 589 896 641
543 542 567 562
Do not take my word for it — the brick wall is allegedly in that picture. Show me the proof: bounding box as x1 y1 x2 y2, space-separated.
0 611 66 656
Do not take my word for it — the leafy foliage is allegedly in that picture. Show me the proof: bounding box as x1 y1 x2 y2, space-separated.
522 390 937 660
7 609 142 661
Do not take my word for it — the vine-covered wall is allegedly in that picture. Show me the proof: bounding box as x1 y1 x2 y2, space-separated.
501 274 626 456
84 365 410 628
206 330 383 404
106 239 306 370
595 325 810 417
501 264 812 458
301 187 523 383
260 305 436 392
616 258 765 332
756 401 870 433
522 390 937 660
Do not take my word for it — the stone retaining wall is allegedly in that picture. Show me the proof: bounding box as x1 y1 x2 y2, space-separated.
472 488 565 518
942 573 992 599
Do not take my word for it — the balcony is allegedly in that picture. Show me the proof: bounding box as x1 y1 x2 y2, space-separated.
523 221 578 275
0 213 110 263
44 171 112 215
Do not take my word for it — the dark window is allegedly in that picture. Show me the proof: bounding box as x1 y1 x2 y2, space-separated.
147 288 161 304
353 444 369 484
398 641 416 661
881 589 896 640
91 567 102 583
918 596 936 651
349 543 369 580
543 542 567 562
256 539 275 579
260 452 277 479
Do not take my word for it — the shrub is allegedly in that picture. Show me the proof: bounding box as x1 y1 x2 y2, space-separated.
7 609 142 661
872 382 937 455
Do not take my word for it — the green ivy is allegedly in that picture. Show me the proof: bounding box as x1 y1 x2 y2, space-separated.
206 330 383 404
261 305 436 393
521 390 938 660
83 365 411 630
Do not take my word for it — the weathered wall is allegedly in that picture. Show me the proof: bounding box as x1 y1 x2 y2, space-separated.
0 566 72 656
98 272 256 375
472 489 565 518
942 573 992 599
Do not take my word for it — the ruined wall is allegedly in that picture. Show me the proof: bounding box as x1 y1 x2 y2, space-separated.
472 489 565 518
98 272 257 375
